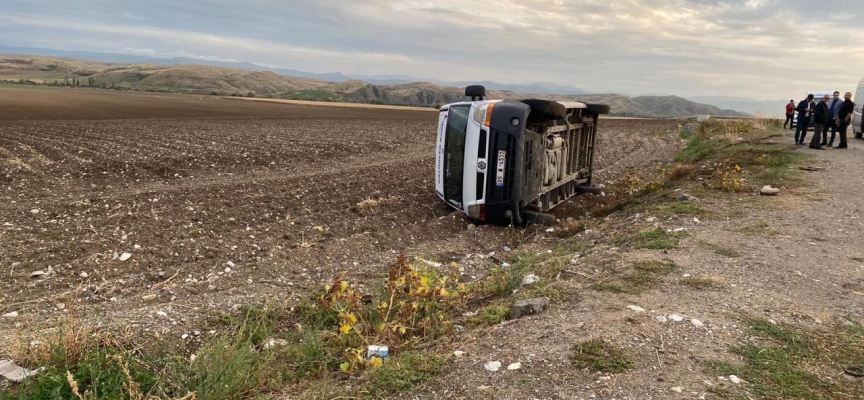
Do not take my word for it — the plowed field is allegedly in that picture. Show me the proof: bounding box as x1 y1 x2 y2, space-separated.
0 86 680 338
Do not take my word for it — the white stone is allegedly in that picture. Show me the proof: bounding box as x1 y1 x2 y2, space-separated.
626 305 646 313
29 209 39 215
521 274 540 285
454 350 465 358
226 261 235 268
729 375 743 384
507 362 522 370
0 360 36 382
691 319 705 328
655 316 668 323
669 314 685 322
119 252 132 261
55 303 65 310
79 271 89 278
671 387 683 393
2 311 19 319
484 361 502 372
760 185 780 196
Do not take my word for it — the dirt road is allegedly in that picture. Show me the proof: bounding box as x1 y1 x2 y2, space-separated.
411 132 864 399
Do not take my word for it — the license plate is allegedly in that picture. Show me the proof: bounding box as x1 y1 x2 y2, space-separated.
496 150 506 187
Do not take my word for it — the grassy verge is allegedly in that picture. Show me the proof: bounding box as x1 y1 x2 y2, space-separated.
1 246 590 399
705 318 864 399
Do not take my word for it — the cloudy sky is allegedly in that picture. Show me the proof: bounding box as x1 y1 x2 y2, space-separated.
1 0 862 99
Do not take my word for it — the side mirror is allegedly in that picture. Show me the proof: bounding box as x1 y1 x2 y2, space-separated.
465 85 486 101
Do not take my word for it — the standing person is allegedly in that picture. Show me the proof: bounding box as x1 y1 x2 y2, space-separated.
824 91 842 146
835 91 854 149
795 94 815 145
809 94 831 150
784 100 795 129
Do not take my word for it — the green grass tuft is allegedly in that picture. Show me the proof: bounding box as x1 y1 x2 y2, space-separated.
572 339 634 374
592 260 678 295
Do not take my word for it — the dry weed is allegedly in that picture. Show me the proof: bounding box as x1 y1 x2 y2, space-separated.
668 163 694 181
13 317 128 367
356 197 381 212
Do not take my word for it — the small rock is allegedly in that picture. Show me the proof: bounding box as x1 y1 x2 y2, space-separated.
484 361 502 372
691 319 705 328
510 297 550 319
224 267 232 273
627 305 646 313
671 386 683 393
729 375 743 384
677 194 698 203
190 354 197 363
669 314 685 322
760 185 780 196
263 338 289 349
521 274 540 285
0 359 36 382
79 271 89 278
545 228 555 233
655 316 668 323
507 362 522 370
156 311 168 318
453 350 465 358
673 227 686 233
29 209 39 215
501 263 511 269
55 303 66 310
467 224 476 231
693 217 701 224
646 217 657 222
598 375 612 381
181 333 189 340
141 294 158 302
2 311 19 319
226 261 235 268
29 270 47 279
503 246 511 252
118 252 132 261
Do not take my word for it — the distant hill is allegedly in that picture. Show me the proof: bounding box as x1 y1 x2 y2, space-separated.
687 96 787 118
0 53 748 118
0 46 590 95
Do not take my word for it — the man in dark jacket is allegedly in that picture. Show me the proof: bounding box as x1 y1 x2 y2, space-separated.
809 94 830 149
835 91 854 149
795 94 815 145
824 91 842 146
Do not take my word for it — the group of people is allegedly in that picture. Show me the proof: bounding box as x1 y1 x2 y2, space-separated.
784 91 856 149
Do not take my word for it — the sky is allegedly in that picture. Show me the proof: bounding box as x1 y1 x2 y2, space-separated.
1 0 863 100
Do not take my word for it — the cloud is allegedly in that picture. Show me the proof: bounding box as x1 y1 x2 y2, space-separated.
1 0 862 99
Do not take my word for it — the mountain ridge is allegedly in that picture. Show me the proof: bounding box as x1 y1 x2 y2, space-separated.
0 52 749 118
